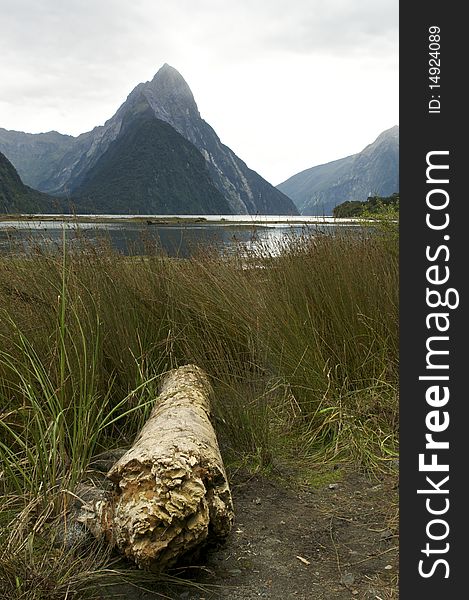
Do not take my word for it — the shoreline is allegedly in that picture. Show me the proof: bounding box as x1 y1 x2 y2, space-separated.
0 213 362 226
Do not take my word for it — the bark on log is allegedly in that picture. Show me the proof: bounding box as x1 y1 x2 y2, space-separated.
79 364 234 571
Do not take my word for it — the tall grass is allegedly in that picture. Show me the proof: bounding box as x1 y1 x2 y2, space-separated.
0 228 398 598
162 232 398 464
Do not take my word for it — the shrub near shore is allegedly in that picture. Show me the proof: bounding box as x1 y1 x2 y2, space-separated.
0 230 398 599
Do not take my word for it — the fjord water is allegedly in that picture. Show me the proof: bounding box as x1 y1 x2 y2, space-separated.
0 215 358 257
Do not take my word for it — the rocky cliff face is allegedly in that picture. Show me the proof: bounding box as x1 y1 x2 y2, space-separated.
0 65 298 215
74 98 231 215
277 126 399 215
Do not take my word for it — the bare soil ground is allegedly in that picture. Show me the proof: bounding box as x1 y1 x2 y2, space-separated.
99 467 399 600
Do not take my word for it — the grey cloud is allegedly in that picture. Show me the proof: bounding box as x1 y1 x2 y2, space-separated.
2 3 166 70
155 0 398 59
0 0 397 96
0 0 169 125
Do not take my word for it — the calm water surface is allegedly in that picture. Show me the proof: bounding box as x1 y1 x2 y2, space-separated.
0 215 360 257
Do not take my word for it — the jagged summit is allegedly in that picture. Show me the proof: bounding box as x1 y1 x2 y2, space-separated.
152 63 188 83
156 62 177 75
140 63 201 131
149 64 195 98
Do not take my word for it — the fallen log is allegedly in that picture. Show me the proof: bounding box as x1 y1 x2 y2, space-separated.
79 364 234 570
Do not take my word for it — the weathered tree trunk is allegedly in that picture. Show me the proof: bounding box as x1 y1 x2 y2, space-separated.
79 365 234 570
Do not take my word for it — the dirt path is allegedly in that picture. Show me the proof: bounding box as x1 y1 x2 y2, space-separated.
100 467 398 600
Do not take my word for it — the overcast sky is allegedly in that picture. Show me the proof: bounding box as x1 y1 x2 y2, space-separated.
0 0 398 185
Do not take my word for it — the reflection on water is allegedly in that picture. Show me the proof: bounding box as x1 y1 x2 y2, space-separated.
0 218 358 257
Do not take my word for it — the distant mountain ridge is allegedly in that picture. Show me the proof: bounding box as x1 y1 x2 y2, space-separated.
0 64 298 216
0 151 64 213
0 129 75 191
277 126 399 215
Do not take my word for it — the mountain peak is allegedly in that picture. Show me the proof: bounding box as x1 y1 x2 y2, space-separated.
375 125 399 143
150 63 194 97
277 126 399 215
153 63 181 79
0 64 299 216
158 62 178 74
137 63 200 127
